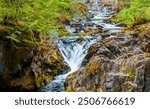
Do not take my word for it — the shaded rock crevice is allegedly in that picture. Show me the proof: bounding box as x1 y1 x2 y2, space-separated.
0 37 68 91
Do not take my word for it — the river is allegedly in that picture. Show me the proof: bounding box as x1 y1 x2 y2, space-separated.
40 0 122 92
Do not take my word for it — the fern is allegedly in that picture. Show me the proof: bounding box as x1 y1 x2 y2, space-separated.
0 0 85 44
115 0 150 27
6 34 20 43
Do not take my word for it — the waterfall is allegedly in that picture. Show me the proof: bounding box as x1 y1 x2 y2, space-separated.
40 0 122 92
57 36 100 74
40 36 100 92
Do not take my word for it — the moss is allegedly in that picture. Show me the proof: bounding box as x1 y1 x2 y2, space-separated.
87 83 95 92
122 81 134 91
76 4 87 15
86 59 102 75
10 75 35 91
35 78 41 88
47 68 53 74
128 72 135 82
0 24 9 38
123 61 136 82
0 24 68 91
9 69 54 91
98 68 103 80
0 24 7 32
34 73 53 89
122 54 150 82
127 53 136 58
58 15 72 24
142 41 150 53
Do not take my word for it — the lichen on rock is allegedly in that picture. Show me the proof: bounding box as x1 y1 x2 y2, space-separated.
65 22 150 92
0 32 68 91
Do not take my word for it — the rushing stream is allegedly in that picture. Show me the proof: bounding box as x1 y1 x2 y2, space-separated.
40 0 122 92
40 36 100 92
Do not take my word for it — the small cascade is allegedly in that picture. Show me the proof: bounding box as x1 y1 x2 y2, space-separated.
40 36 100 92
40 0 122 92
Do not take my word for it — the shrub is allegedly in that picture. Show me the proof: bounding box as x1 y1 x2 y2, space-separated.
116 0 150 27
0 0 84 43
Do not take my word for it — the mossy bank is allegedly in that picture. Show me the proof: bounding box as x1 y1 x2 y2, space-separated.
0 26 68 91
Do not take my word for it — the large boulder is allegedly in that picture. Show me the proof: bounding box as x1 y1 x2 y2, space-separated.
65 23 150 92
0 28 68 91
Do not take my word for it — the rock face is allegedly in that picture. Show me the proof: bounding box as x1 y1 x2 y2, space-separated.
100 0 126 10
0 36 68 91
65 23 150 92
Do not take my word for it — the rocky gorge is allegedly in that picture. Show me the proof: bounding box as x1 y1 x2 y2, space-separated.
65 1 150 92
65 24 150 92
0 0 150 92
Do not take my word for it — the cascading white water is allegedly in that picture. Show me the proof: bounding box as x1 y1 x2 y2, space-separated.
40 0 122 92
41 36 100 92
57 36 100 74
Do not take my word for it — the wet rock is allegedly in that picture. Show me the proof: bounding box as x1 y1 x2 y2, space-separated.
0 36 68 91
58 15 71 25
65 23 150 92
76 87 86 92
100 0 126 11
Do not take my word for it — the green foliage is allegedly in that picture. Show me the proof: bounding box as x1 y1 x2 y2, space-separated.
128 72 135 82
0 0 84 43
116 0 150 27
47 68 53 74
